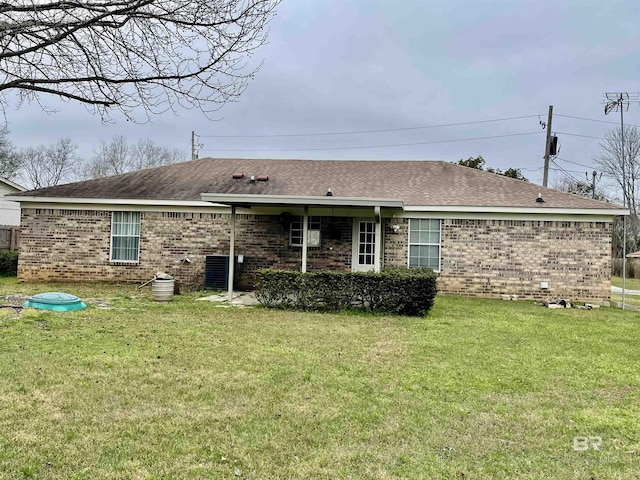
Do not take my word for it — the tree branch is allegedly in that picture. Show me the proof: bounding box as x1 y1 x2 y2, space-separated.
0 0 280 120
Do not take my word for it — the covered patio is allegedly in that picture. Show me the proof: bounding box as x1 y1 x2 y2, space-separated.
200 193 405 301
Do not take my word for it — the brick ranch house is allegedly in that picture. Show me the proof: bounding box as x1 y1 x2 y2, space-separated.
7 158 627 303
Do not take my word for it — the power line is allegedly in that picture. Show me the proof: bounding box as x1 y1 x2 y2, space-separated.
556 114 617 125
551 159 583 184
554 157 616 179
555 114 640 128
200 131 543 153
197 114 544 138
552 166 588 175
554 156 597 170
555 131 605 140
523 165 587 175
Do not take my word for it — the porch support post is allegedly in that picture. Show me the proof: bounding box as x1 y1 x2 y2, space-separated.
374 206 382 273
228 204 236 303
301 206 309 273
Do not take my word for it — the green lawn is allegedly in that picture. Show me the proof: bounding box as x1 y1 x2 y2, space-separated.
612 275 640 291
611 276 640 308
1 279 640 479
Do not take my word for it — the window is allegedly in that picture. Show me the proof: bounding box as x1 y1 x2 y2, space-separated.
111 211 141 262
408 219 440 270
290 216 321 247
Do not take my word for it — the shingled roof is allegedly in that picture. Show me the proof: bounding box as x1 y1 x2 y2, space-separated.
13 158 621 210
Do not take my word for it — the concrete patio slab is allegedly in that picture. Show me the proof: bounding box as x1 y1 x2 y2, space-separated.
196 291 260 306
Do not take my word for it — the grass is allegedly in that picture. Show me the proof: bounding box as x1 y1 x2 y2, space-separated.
1 279 640 478
611 276 640 308
612 275 640 291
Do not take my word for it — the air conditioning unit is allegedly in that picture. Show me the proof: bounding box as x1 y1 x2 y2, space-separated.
205 255 229 290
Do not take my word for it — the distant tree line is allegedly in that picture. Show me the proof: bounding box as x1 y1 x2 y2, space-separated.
455 155 528 181
0 129 186 189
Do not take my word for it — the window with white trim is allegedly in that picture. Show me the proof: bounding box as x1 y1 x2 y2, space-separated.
290 216 321 247
110 211 141 262
408 219 441 270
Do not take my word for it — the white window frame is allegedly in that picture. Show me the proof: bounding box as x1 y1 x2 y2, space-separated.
290 216 321 247
110 211 141 263
407 218 441 271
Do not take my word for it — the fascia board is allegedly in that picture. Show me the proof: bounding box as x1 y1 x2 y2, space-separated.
6 196 224 207
0 178 26 192
402 205 629 216
200 193 405 208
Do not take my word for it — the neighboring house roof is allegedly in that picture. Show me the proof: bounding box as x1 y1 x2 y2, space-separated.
10 158 624 211
0 177 26 192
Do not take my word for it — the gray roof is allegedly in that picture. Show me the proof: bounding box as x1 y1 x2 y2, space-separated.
14 158 621 210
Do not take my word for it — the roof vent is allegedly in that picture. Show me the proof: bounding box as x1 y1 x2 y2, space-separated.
249 175 256 183
257 175 269 182
536 193 545 203
325 188 333 197
232 173 244 179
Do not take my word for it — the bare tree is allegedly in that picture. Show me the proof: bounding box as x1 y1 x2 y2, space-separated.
130 139 183 170
595 126 640 216
552 175 607 201
0 127 20 180
0 0 280 121
83 136 186 178
595 126 640 256
19 138 81 189
84 135 131 178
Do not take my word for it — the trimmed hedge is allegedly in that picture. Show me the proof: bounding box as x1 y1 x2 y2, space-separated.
0 250 18 276
255 266 437 316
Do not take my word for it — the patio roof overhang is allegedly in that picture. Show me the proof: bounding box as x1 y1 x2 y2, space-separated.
200 193 405 209
200 193 403 303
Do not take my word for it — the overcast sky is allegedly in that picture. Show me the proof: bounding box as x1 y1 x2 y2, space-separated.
5 0 640 187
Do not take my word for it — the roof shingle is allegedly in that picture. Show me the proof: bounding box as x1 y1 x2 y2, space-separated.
15 158 621 210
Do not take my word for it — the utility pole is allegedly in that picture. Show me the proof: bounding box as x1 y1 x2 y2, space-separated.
191 131 197 160
604 92 639 310
542 105 553 187
586 170 601 199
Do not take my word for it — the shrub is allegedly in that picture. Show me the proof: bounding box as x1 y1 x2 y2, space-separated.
255 266 437 316
0 250 18 276
612 258 640 279
252 269 298 308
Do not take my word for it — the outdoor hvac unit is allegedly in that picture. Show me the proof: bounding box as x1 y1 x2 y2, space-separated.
205 255 229 290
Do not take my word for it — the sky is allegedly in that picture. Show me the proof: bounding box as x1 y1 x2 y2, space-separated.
4 0 640 188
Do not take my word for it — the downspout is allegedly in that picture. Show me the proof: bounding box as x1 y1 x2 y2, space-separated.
228 205 236 303
301 206 309 273
374 206 382 273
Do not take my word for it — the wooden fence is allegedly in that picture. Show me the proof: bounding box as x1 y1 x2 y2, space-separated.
0 227 19 251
